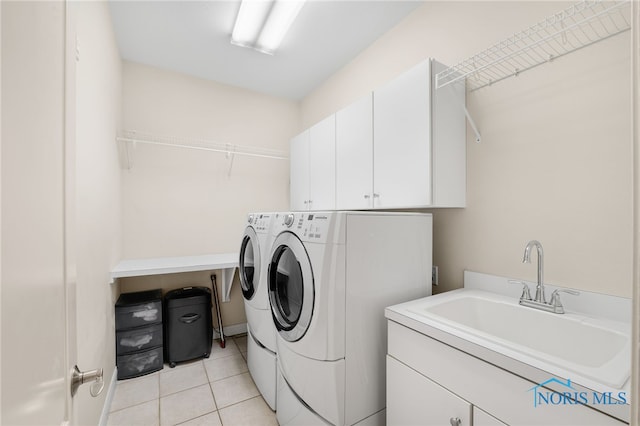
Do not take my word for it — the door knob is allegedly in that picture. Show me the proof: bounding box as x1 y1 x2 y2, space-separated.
450 417 462 426
71 365 104 397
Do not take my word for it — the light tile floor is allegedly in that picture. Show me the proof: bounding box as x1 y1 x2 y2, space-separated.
107 335 279 426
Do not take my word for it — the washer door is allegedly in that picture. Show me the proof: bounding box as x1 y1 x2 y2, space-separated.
239 226 260 300
268 231 314 342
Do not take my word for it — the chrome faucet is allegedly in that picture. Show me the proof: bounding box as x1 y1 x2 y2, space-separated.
508 240 580 314
522 240 545 303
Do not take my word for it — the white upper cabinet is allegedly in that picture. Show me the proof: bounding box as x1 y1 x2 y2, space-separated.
291 58 465 211
290 115 336 211
373 58 466 209
290 130 310 211
336 94 374 210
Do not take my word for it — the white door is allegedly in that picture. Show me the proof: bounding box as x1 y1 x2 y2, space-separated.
1 2 80 424
336 94 373 210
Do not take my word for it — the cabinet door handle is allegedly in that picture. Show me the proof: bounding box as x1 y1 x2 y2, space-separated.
373 193 380 198
364 194 370 199
449 417 461 426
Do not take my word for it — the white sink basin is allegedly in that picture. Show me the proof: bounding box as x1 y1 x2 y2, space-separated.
397 289 630 390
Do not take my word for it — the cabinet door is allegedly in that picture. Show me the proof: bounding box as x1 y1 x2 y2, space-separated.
373 60 431 208
290 130 310 211
473 407 508 426
308 115 336 210
387 355 471 426
336 94 373 210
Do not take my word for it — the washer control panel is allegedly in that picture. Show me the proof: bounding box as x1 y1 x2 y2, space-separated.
298 213 331 243
249 213 272 233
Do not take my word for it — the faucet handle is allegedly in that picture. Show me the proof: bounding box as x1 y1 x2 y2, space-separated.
508 280 532 301
550 289 580 313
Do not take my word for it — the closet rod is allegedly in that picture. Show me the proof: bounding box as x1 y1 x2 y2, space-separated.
117 132 289 161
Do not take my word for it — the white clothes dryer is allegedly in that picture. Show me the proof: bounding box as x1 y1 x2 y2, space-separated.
239 212 278 410
268 211 433 426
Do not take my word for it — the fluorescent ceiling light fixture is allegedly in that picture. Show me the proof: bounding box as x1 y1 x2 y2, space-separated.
231 0 306 54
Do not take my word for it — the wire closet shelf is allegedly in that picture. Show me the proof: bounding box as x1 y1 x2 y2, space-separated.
117 131 289 161
435 0 631 92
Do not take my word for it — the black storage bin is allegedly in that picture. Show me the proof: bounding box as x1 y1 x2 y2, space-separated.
164 286 212 367
116 323 163 355
116 346 163 379
115 289 163 379
115 290 163 329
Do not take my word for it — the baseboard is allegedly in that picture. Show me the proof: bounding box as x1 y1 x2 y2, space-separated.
213 322 247 339
98 367 118 426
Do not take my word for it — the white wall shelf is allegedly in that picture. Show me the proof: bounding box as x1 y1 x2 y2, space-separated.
110 253 238 302
436 0 631 92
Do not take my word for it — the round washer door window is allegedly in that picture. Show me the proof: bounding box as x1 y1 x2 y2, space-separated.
239 227 260 300
268 231 314 342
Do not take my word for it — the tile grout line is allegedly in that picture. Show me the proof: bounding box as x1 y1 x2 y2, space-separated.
110 337 248 426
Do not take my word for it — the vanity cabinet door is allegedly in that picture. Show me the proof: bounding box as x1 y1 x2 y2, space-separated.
387 355 471 426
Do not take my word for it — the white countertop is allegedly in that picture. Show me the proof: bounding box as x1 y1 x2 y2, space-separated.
111 253 238 280
110 253 239 302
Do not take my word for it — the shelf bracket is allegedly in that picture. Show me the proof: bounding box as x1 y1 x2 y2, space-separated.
225 144 236 177
221 267 237 302
465 106 481 143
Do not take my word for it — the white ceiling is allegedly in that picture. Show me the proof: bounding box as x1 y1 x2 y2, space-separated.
109 0 423 100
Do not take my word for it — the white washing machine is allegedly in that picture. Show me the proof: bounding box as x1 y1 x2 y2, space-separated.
267 211 433 426
238 212 278 410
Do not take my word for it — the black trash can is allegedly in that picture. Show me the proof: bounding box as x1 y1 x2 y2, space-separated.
164 286 213 367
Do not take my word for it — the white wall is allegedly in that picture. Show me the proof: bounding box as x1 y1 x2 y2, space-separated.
301 1 632 298
120 63 299 328
73 1 123 424
121 62 299 258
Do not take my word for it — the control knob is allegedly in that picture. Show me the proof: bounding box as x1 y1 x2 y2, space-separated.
284 214 295 227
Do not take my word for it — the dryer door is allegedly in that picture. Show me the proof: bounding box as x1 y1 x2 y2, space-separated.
268 231 314 342
239 226 261 300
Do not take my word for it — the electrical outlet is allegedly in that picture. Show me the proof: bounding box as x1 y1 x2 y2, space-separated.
432 266 438 286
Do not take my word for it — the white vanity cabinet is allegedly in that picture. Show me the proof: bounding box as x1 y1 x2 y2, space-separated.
373 58 466 209
290 114 336 211
386 320 627 426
